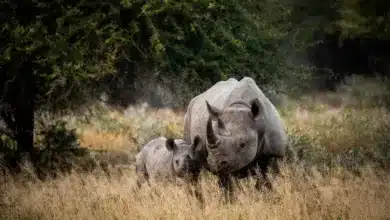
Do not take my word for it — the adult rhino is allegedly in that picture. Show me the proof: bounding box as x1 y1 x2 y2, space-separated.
183 77 288 201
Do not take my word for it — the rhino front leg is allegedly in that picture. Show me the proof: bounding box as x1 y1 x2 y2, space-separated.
218 175 235 203
135 172 150 189
186 174 205 207
270 155 284 176
135 161 150 189
255 155 273 191
193 181 204 206
132 172 149 197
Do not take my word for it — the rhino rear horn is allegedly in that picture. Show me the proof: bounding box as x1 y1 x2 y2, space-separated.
205 100 221 120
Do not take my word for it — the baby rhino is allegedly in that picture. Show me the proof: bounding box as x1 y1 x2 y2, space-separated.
135 136 204 187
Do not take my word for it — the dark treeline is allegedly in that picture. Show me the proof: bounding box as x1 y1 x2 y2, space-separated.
1 0 389 175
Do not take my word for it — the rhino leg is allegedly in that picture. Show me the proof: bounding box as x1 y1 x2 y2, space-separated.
255 155 273 191
193 183 205 208
193 182 205 207
135 161 150 189
269 155 283 175
135 172 149 189
186 174 205 208
136 173 150 188
132 167 150 196
255 154 284 191
218 175 235 203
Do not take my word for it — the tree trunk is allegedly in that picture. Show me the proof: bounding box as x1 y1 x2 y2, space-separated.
0 61 36 172
14 62 36 163
15 103 35 159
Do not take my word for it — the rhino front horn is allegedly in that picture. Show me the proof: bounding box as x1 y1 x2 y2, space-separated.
206 117 219 148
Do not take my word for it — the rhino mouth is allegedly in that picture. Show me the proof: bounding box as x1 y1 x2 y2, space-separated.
209 167 231 176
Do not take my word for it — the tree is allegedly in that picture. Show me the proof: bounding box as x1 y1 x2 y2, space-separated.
104 0 308 108
0 0 127 166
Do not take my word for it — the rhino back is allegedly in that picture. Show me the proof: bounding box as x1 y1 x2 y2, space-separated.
140 137 174 179
135 137 166 173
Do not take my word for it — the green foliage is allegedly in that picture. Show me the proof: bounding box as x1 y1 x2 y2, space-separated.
33 120 97 179
2 0 390 173
290 0 390 40
102 0 314 108
0 120 97 178
0 0 130 166
332 0 390 40
1 0 127 112
141 0 300 91
340 75 390 109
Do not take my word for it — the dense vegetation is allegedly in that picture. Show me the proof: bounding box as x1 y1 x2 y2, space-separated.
1 75 390 219
1 1 390 219
1 0 390 176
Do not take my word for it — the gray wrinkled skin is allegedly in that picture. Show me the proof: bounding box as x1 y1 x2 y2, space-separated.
135 136 203 186
183 77 288 201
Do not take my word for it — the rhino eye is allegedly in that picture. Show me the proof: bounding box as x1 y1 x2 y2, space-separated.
175 160 179 165
239 143 245 148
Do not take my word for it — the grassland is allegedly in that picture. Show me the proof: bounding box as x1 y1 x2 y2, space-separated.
1 76 390 220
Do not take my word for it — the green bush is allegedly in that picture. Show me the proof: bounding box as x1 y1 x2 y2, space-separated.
287 116 390 174
107 0 311 108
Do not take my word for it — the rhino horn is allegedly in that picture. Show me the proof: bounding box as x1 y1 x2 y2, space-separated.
205 100 221 120
205 99 226 128
206 117 219 148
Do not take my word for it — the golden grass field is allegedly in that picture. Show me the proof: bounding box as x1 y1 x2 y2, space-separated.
1 76 390 220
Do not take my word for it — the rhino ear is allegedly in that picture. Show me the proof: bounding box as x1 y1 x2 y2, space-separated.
192 135 204 152
250 98 263 120
166 138 177 151
205 100 221 120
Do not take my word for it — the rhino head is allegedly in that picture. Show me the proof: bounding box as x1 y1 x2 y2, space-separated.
165 135 204 177
205 98 264 174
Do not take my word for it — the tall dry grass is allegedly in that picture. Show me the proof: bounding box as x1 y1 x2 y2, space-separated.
1 75 390 220
1 165 389 220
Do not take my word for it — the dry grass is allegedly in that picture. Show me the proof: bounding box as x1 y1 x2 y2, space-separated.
67 103 184 154
283 103 389 153
1 75 390 220
1 165 389 220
